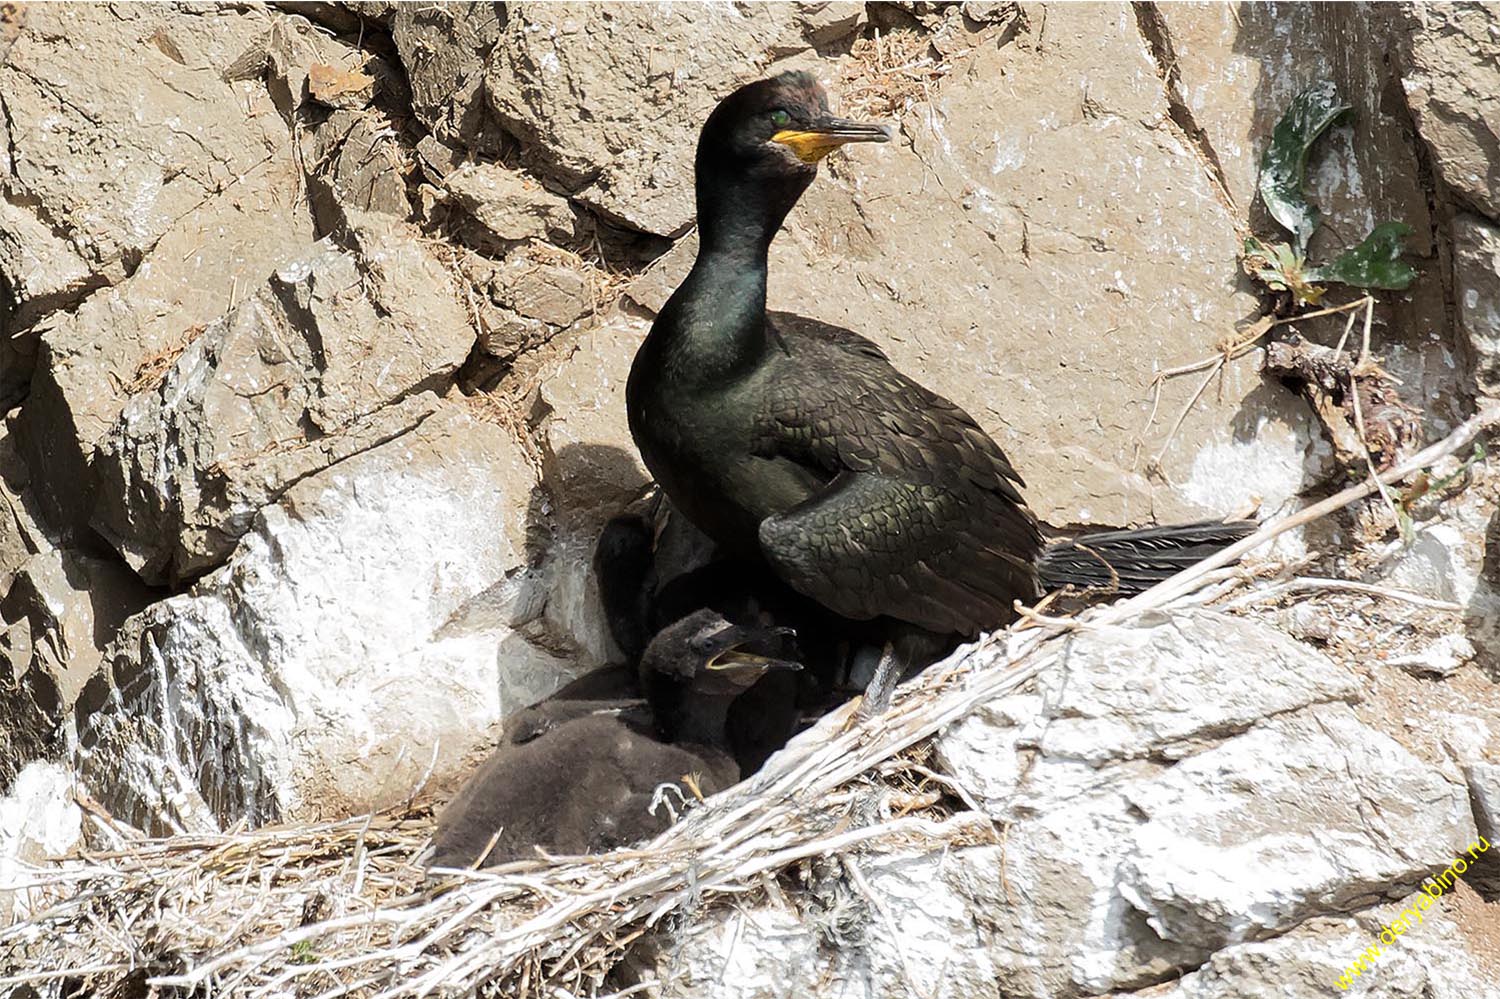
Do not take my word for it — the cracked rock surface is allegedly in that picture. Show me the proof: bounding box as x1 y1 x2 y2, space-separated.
636 615 1485 998
2 1 1500 994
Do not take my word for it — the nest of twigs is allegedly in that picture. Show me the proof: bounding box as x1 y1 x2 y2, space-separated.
2 415 1491 998
838 29 950 120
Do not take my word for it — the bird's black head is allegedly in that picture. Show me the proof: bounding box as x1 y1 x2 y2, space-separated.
693 71 889 253
642 608 800 694
697 71 890 181
641 608 801 744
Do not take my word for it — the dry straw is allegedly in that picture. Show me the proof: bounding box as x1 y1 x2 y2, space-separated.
2 411 1492 997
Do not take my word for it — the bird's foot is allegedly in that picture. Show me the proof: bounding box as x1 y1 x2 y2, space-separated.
854 642 900 721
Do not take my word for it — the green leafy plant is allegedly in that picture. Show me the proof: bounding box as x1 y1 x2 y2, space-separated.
1244 81 1416 305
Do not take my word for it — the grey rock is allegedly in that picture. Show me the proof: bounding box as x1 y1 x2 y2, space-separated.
90 214 474 585
1121 703 1475 951
1385 634 1478 678
1455 214 1500 400
933 611 1361 819
1377 522 1486 605
1158 901 1497 999
930 692 1043 812
648 613 1462 999
1028 611 1361 764
637 843 1166 999
78 405 582 832
1466 761 1500 842
529 316 654 665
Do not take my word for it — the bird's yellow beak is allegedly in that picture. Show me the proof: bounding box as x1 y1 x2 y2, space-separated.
772 117 891 164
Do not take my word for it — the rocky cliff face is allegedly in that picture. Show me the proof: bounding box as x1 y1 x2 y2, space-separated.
2 2 1499 995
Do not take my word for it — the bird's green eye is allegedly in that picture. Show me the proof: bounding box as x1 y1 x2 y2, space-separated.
769 109 791 129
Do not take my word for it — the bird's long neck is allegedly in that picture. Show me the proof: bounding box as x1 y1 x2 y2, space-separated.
647 169 810 385
651 679 734 747
675 693 735 747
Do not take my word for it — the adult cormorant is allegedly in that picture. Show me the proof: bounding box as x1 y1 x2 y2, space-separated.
626 71 1250 709
426 609 799 869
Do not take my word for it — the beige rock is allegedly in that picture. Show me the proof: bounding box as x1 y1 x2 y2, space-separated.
0 428 150 784
444 163 580 245
0 200 99 333
531 315 653 664
91 215 474 584
18 145 312 540
1152 4 1432 244
485 2 865 235
0 3 284 284
1400 2 1500 221
1151 2 1457 429
0 433 46 594
0 541 148 791
463 247 599 363
307 62 376 110
1 548 151 710
391 1 504 147
259 13 365 116
1 2 297 415
301 109 414 232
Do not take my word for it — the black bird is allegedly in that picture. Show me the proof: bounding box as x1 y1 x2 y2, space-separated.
625 71 1251 710
592 510 824 773
426 609 799 870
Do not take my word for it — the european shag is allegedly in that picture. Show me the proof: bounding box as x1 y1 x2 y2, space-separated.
426 609 799 869
625 71 1251 709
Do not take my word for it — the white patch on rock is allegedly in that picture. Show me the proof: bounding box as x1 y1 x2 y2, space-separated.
1377 524 1482 605
1181 415 1322 517
0 762 82 923
1121 703 1475 950
77 407 582 831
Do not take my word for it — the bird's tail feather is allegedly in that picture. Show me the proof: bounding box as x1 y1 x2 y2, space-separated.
1036 519 1255 595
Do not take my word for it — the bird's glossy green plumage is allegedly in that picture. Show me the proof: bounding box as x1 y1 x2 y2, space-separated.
627 72 1044 637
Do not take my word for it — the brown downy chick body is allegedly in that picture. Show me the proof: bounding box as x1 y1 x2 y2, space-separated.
426 609 799 870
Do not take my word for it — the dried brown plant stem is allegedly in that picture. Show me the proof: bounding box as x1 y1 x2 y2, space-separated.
1345 296 1403 530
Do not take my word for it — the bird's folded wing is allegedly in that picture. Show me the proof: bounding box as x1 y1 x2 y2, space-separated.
758 470 1037 635
752 323 1043 633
